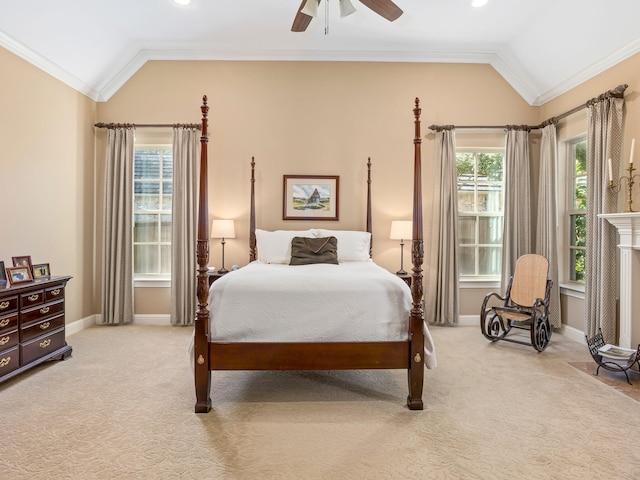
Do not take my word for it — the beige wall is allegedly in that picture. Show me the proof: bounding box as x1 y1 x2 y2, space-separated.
538 52 640 342
0 47 97 324
5 44 639 334
96 60 538 315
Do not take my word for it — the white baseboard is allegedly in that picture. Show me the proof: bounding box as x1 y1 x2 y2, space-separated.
133 314 171 325
458 315 478 326
559 324 586 344
66 315 97 336
66 313 171 336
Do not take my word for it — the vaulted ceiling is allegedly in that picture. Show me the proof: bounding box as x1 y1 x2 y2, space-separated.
2 0 638 104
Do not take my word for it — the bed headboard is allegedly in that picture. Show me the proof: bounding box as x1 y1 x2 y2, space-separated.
247 157 374 263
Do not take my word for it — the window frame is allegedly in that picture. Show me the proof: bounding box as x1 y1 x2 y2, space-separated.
133 144 173 283
456 148 505 282
566 136 587 286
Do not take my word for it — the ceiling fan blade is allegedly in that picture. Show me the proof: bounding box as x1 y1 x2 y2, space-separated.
292 0 315 32
358 0 403 22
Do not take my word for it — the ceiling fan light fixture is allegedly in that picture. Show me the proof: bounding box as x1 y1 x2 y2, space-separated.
339 0 356 18
301 0 319 17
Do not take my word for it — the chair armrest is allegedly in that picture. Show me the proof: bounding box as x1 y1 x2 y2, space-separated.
481 292 506 312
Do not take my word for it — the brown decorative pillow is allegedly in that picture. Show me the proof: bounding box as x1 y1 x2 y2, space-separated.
290 236 339 265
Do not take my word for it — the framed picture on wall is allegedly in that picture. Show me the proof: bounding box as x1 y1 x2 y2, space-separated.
32 263 51 278
283 175 339 221
7 266 33 285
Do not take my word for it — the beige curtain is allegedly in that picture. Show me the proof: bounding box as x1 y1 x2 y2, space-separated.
535 124 561 327
101 127 135 325
425 127 459 325
585 96 623 341
501 127 531 289
170 127 200 326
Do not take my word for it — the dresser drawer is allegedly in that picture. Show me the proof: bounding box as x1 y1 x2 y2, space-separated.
0 346 19 377
20 327 66 365
45 285 65 302
0 329 19 351
20 299 64 326
21 314 65 343
0 295 18 315
0 313 18 334
20 290 44 308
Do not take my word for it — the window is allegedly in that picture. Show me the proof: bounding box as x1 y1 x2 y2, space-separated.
133 145 173 277
457 150 505 278
568 138 587 283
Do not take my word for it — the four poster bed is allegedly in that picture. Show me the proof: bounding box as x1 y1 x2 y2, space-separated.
193 96 434 412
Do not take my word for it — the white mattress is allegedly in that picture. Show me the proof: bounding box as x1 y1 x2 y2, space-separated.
207 261 436 368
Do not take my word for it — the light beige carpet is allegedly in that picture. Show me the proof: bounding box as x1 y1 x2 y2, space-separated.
2 325 640 479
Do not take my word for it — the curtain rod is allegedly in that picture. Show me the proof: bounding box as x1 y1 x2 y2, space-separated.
94 122 201 130
428 84 628 132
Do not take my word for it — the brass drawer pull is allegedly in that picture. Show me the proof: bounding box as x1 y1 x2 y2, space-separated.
40 322 51 330
0 319 9 328
51 289 61 296
0 301 9 310
40 306 50 314
28 294 39 302
39 339 51 349
0 356 11 368
0 336 9 346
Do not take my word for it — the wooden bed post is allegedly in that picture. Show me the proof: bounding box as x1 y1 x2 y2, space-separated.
408 97 425 410
249 157 257 262
194 95 212 413
366 157 373 256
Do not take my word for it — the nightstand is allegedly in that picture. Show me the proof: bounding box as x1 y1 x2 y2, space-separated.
207 271 226 286
397 273 412 287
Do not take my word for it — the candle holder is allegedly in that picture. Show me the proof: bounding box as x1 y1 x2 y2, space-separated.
609 163 640 212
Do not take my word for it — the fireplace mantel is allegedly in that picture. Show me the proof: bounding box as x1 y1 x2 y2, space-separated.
598 212 640 348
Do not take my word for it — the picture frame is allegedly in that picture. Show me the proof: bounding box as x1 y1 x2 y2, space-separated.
0 261 5 284
32 263 51 278
7 266 33 285
12 255 33 271
283 175 339 221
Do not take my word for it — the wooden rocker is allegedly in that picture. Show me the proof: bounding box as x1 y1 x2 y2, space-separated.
480 254 553 352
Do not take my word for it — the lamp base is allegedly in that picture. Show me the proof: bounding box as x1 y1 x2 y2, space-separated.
396 269 408 276
217 267 229 275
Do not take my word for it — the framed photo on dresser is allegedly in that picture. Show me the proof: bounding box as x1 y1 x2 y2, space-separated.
0 261 5 284
33 263 50 278
7 265 33 285
12 255 32 270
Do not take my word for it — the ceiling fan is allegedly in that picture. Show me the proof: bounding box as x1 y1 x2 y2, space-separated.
291 0 403 32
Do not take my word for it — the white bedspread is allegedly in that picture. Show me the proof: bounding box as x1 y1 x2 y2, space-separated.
207 261 436 367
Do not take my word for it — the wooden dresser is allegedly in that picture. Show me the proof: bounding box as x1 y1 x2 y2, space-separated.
0 276 72 383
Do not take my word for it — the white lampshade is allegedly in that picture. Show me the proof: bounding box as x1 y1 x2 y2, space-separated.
390 220 412 240
210 219 236 239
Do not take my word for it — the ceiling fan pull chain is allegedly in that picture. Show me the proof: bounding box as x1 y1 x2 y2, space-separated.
325 0 329 35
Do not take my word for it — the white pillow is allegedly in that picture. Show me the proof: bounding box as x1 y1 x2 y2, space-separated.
313 229 371 262
255 229 316 264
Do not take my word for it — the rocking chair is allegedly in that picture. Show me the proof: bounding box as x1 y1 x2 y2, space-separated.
480 254 553 352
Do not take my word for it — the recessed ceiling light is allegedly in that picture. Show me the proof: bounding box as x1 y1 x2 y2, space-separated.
174 0 191 5
472 0 488 7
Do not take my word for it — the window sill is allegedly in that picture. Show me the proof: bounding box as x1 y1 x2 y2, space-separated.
460 278 501 289
134 278 171 288
559 282 585 299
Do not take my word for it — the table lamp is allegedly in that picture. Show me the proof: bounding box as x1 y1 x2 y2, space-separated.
210 219 235 274
390 220 412 275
